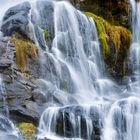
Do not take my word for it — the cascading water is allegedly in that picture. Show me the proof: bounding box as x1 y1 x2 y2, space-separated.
1 0 140 140
0 114 23 140
102 1 140 140
36 1 120 140
128 0 140 93
37 1 140 140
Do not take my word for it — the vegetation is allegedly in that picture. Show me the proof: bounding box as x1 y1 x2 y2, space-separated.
72 0 129 27
85 12 131 56
17 122 36 140
44 29 49 43
12 34 38 72
85 12 131 77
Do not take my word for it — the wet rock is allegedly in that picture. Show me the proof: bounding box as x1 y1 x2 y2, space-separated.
35 0 55 48
0 59 12 68
1 2 31 38
55 105 103 140
0 37 45 126
1 0 55 50
9 107 39 126
32 89 47 104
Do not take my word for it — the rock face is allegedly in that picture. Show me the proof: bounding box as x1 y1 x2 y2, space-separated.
0 36 75 126
1 2 31 38
0 37 42 125
71 0 130 28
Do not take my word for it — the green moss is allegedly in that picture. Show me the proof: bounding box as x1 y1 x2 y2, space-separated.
44 29 49 42
12 34 38 72
85 12 131 56
17 122 36 140
85 12 132 77
23 72 32 79
56 121 63 134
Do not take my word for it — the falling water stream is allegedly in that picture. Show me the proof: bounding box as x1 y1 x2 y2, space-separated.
0 0 140 140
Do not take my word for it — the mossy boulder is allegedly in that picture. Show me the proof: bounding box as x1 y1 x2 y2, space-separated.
17 122 36 140
85 12 131 80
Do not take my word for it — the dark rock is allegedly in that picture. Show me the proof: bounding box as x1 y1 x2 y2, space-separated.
72 0 129 28
9 109 39 126
54 105 103 140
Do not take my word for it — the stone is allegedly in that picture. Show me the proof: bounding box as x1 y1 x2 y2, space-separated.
1 2 31 38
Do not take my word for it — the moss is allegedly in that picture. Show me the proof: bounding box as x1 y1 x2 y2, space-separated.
12 34 38 72
17 122 36 140
75 0 129 27
44 29 49 42
56 121 63 133
23 72 32 80
85 12 131 78
85 12 131 56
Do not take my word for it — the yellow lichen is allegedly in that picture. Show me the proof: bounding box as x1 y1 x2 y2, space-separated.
12 34 38 72
85 12 131 56
17 122 36 140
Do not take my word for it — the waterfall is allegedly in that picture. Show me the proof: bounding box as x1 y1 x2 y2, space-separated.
103 97 140 140
36 1 120 140
1 0 140 140
128 0 140 93
36 1 140 140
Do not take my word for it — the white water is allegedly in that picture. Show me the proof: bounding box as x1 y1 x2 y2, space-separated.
0 0 140 140
36 1 121 139
128 0 140 93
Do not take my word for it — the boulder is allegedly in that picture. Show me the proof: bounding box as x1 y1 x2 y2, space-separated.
1 2 31 38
